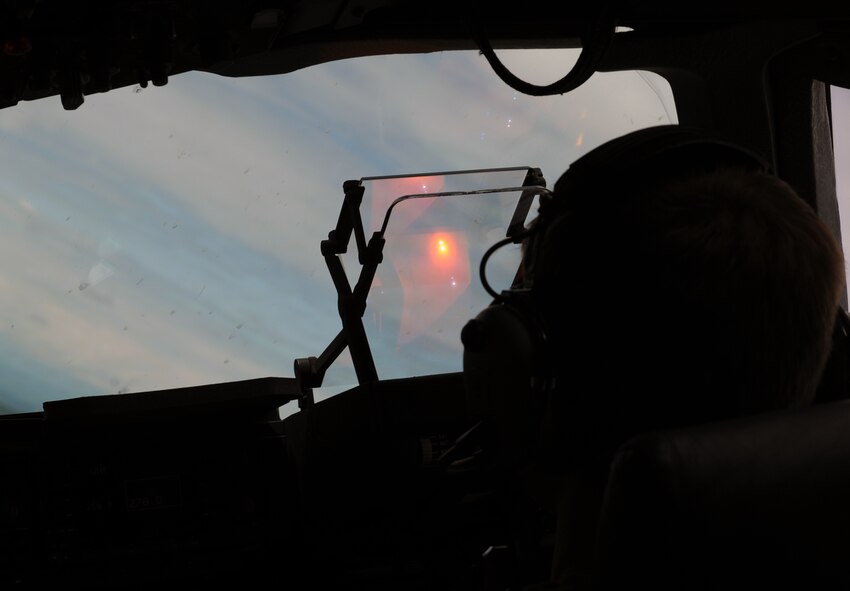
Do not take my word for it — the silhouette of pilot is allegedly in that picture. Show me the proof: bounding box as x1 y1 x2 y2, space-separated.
462 125 846 590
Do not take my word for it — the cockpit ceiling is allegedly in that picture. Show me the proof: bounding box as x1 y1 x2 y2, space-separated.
0 1 848 110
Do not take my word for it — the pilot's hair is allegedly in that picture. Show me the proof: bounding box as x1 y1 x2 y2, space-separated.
531 165 845 448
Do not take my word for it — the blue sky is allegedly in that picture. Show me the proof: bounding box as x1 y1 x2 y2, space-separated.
1 50 842 415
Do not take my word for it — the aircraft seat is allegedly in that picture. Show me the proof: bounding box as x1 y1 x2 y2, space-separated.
592 398 850 590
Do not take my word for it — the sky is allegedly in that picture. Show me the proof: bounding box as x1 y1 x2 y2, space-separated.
0 49 843 416
834 87 850 268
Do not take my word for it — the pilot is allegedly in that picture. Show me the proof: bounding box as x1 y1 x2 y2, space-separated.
461 125 846 589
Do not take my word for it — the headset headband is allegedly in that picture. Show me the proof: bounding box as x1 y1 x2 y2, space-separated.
539 125 770 219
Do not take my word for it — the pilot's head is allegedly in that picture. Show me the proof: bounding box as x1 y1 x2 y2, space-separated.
462 125 845 468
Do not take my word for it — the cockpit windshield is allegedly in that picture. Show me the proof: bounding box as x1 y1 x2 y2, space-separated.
0 49 677 414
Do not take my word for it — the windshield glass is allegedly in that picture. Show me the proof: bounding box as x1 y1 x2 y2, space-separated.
0 49 677 414
833 86 850 268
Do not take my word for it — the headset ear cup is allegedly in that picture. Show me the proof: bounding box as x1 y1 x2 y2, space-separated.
462 302 544 467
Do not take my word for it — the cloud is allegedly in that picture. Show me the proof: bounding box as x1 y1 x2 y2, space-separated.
0 168 342 407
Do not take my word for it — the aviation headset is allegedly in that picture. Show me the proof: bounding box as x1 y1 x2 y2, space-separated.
460 124 770 469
